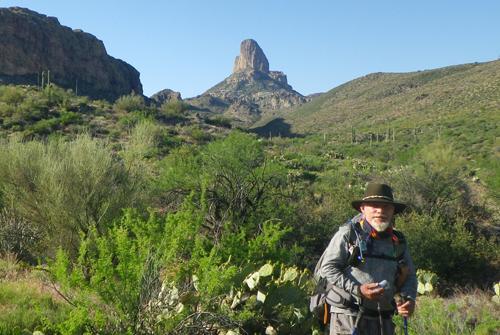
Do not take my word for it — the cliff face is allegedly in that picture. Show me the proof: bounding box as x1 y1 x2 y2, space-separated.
187 39 307 125
0 7 142 101
233 39 270 74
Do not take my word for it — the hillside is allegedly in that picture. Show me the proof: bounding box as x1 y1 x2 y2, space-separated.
256 60 499 135
254 60 500 194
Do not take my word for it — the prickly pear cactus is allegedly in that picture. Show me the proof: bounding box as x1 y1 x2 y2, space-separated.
492 282 500 304
225 263 314 334
417 269 438 295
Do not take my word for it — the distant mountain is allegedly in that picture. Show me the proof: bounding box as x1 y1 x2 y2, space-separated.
0 7 142 101
186 39 307 126
255 60 500 136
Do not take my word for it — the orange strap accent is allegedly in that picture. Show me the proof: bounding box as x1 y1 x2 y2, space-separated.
323 302 329 324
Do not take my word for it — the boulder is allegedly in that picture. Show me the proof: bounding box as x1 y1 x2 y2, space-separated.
150 89 182 105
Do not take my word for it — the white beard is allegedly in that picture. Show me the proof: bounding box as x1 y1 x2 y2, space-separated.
371 220 391 232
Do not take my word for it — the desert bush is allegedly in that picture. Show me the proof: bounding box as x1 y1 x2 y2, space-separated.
385 141 473 218
0 85 24 106
50 209 165 334
205 115 232 128
187 125 212 143
159 131 290 239
0 209 43 263
0 135 143 259
396 212 498 284
159 101 188 120
114 93 145 112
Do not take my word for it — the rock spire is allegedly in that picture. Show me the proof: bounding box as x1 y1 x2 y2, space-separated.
233 39 269 74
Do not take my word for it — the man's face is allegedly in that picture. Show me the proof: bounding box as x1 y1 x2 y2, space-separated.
360 202 395 232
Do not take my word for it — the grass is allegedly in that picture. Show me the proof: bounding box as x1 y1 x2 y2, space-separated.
0 256 70 335
394 291 500 335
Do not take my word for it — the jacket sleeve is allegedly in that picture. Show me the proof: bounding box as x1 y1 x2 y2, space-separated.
319 225 361 297
400 245 418 300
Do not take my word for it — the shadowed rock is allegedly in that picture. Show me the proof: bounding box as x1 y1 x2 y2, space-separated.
0 7 142 101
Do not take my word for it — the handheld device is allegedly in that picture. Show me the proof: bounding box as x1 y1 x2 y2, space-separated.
378 280 388 289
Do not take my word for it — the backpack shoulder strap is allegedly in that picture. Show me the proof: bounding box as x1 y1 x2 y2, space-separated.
314 219 359 282
392 229 407 261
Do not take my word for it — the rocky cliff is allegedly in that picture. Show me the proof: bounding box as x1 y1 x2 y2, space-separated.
187 39 307 125
233 39 269 73
0 7 142 101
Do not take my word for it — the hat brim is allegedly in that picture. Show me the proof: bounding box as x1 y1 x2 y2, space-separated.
351 199 407 214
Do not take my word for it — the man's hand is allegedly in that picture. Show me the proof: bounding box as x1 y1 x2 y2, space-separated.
397 299 416 317
359 283 384 300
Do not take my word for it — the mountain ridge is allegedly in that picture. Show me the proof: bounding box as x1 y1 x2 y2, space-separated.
0 7 142 101
184 39 307 126
254 60 500 134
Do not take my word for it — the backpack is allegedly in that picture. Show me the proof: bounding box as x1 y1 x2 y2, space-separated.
309 220 408 326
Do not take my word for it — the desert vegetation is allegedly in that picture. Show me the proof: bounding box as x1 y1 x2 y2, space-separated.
0 85 498 334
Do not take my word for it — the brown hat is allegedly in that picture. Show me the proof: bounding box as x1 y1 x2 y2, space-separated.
351 183 407 214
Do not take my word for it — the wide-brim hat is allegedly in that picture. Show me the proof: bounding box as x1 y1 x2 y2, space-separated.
351 183 408 214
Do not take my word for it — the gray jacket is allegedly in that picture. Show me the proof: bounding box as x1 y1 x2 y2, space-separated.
319 214 417 314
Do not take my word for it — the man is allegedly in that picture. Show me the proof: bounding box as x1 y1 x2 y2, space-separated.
319 183 417 335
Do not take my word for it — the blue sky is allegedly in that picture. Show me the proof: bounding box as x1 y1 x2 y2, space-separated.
1 0 499 98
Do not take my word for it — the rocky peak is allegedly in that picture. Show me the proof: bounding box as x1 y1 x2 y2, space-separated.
187 39 308 126
150 89 182 106
233 39 269 74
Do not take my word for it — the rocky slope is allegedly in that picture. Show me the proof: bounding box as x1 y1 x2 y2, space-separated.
0 7 142 101
186 39 307 125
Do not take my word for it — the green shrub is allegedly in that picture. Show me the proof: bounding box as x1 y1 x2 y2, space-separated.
205 115 232 128
187 125 211 142
0 85 24 106
0 135 144 260
50 209 165 334
159 101 188 120
396 212 498 284
114 93 145 112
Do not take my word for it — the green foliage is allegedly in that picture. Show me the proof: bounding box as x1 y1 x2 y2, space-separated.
0 135 143 260
159 132 290 239
393 292 500 335
387 141 472 218
0 277 70 334
205 115 232 128
50 209 165 334
0 84 107 139
225 263 313 334
187 125 212 142
113 93 145 113
159 101 188 120
396 212 498 284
